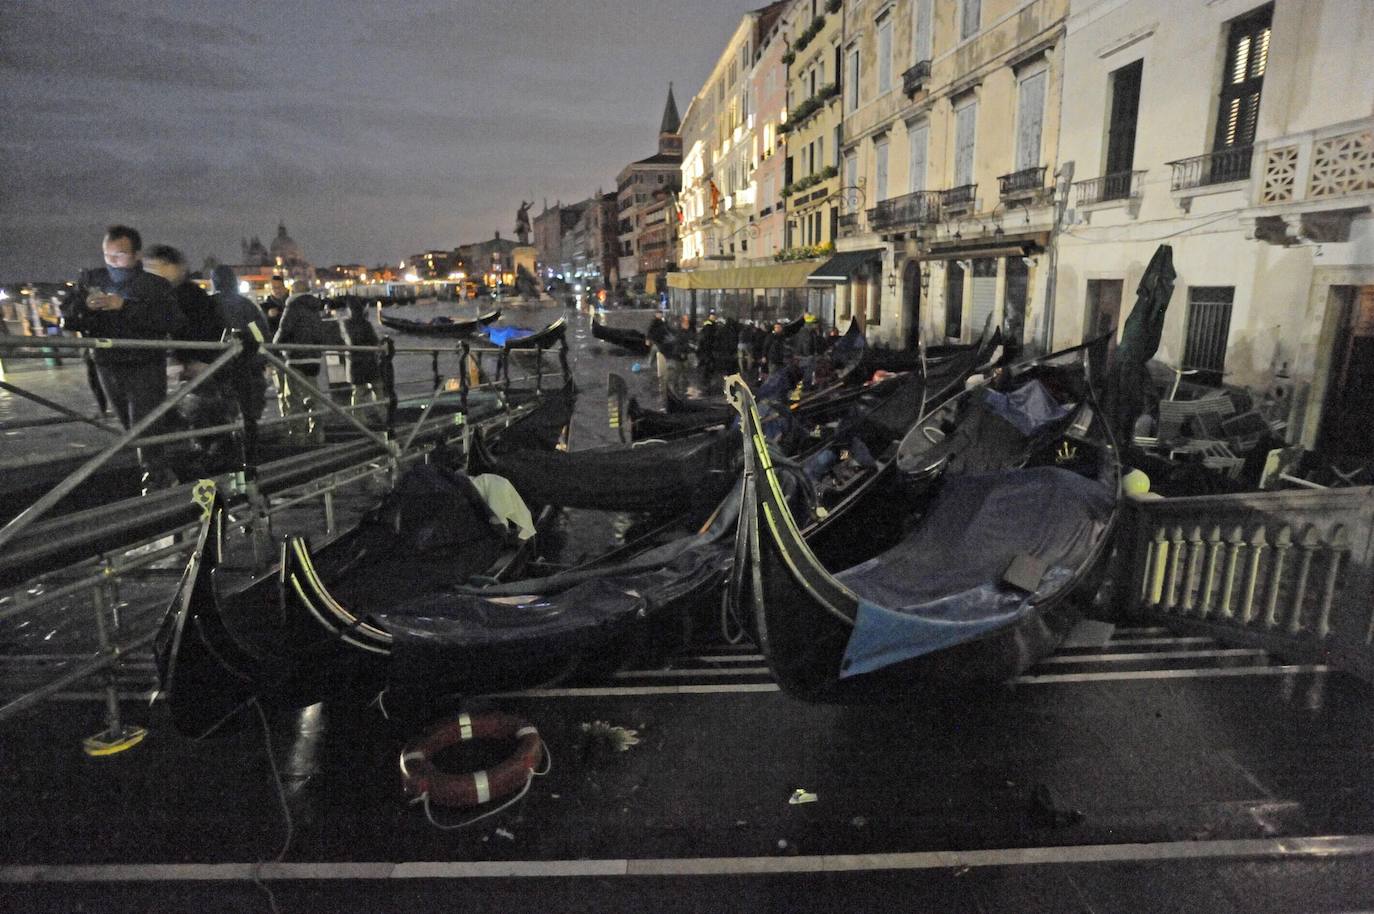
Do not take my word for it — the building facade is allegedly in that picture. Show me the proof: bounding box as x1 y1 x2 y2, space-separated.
615 87 683 294
1055 0 1374 458
833 0 1068 350
751 8 793 264
782 0 846 260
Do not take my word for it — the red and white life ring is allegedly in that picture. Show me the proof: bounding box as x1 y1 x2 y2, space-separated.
399 712 543 808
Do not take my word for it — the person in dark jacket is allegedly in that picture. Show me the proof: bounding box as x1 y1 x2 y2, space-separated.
60 225 182 486
341 298 381 387
262 275 290 336
760 321 788 379
696 311 718 379
60 225 183 423
144 244 224 381
272 281 326 442
211 264 270 422
793 312 820 389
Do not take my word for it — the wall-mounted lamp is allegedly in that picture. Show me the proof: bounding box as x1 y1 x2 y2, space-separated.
1021 256 1037 268
919 269 930 291
956 259 973 272
887 272 898 294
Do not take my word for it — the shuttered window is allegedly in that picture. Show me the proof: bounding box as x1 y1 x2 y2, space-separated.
878 14 893 94
913 0 933 62
1104 59 1142 198
844 152 858 196
907 122 928 193
875 137 890 201
848 48 861 111
1015 70 1047 171
961 0 980 40
1214 4 1272 151
954 99 977 187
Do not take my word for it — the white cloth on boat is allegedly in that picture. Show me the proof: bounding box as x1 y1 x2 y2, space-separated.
469 473 536 541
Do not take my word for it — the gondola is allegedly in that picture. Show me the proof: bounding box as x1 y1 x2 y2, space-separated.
379 308 501 337
591 317 651 354
729 336 1120 701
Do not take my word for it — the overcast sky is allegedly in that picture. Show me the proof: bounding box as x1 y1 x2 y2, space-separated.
0 0 759 281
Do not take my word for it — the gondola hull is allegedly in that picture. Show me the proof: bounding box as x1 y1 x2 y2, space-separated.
730 338 1120 701
378 309 501 337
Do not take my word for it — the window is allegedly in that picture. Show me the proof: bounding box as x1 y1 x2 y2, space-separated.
875 136 890 201
1085 279 1124 347
970 259 998 336
844 151 858 194
907 122 928 192
945 262 965 338
960 0 980 40
1015 69 1047 171
954 98 977 187
848 47 861 111
1105 59 1143 197
913 0 933 62
877 13 893 94
1183 286 1235 385
834 125 842 168
1214 4 1272 151
809 65 817 97
817 136 824 171
1003 256 1029 347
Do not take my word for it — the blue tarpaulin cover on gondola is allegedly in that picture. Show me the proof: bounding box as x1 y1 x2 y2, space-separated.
982 379 1071 436
837 466 1112 678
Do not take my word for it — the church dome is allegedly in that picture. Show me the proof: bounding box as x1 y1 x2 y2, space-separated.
269 223 304 263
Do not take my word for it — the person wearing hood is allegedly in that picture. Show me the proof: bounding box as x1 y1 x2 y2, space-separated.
211 264 270 422
59 224 182 487
272 279 327 441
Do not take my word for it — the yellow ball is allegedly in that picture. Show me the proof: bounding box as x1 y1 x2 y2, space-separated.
1123 469 1151 495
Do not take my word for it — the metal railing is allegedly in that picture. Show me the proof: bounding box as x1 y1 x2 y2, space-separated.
902 59 931 96
1074 169 1146 206
998 165 1048 198
0 326 570 741
1166 145 1254 191
1118 486 1374 683
940 183 977 210
867 190 942 230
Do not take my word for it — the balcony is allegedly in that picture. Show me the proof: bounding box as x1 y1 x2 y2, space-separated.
1166 146 1253 191
997 166 1048 200
1242 119 1374 245
1074 170 1146 207
902 60 931 97
940 184 977 214
867 190 942 231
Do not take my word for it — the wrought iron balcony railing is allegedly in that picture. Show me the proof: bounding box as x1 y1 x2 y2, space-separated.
940 184 977 210
902 60 931 97
867 190 942 230
1166 145 1253 191
1074 170 1146 206
998 165 1048 198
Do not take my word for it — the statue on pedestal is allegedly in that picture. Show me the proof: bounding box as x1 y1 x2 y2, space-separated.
515 201 532 245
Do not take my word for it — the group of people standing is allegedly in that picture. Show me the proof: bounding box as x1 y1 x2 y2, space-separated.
643 309 840 401
58 224 381 489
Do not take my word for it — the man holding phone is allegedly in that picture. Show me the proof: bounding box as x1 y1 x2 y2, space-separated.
60 224 182 487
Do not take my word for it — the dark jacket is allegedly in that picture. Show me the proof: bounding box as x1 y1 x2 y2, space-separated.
343 313 381 384
273 293 325 375
794 323 820 358
171 280 226 364
761 330 788 368
212 290 270 342
60 266 182 365
262 294 289 335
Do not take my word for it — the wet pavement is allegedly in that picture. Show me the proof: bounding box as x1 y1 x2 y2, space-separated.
2 304 1373 912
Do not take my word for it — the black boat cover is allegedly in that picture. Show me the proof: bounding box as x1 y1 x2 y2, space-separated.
481 430 738 512
836 466 1114 678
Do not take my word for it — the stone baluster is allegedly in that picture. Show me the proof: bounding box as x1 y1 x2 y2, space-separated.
1182 526 1205 616
1199 525 1224 619
1165 526 1187 612
1218 525 1246 620
1240 527 1268 625
1264 525 1292 630
1147 526 1169 606
1316 525 1350 641
1288 526 1322 636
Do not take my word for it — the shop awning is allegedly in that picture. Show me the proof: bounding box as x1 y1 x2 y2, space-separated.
807 249 884 283
666 260 819 290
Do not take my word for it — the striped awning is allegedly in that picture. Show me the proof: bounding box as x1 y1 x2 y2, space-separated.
666 260 819 290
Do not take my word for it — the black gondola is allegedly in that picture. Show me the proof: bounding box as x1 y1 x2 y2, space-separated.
379 309 501 337
729 337 1120 701
591 317 651 354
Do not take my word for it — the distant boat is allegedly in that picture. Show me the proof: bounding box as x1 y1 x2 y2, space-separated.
591 317 651 353
379 309 501 336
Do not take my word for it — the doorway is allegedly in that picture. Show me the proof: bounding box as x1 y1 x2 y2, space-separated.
903 260 922 348
1085 278 1124 354
1317 285 1374 463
